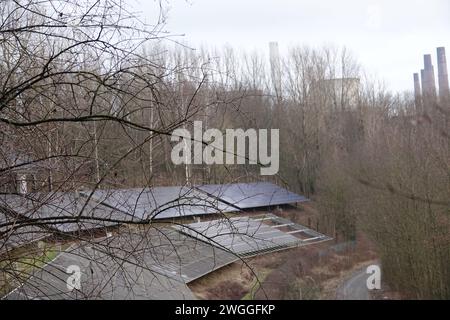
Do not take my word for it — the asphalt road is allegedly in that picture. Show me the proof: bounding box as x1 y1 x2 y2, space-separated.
336 266 372 300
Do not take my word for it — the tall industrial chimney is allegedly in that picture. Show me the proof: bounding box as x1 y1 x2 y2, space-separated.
437 47 449 101
420 69 426 96
422 54 437 103
269 42 282 101
413 73 422 110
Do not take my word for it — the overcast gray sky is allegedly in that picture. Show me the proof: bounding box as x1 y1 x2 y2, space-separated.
133 0 450 93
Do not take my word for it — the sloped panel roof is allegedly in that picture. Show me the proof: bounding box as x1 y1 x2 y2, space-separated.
0 193 133 233
108 228 238 283
82 186 238 220
175 214 331 257
0 211 49 253
3 242 194 300
3 227 237 299
195 182 308 209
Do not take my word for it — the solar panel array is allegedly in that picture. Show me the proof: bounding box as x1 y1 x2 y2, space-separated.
0 193 133 233
0 182 310 255
0 211 49 254
3 227 239 300
82 186 238 221
119 228 238 283
175 214 331 257
195 182 308 209
1 182 326 300
263 214 331 243
0 183 308 237
4 243 194 300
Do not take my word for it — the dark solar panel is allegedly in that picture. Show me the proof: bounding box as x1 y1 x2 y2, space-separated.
175 214 331 257
175 216 300 256
114 228 238 283
195 182 308 209
3 237 195 300
82 186 238 220
0 193 133 233
3 227 237 299
0 211 49 253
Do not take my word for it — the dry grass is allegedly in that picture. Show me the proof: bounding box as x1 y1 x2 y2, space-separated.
188 262 254 300
187 204 383 300
188 228 379 300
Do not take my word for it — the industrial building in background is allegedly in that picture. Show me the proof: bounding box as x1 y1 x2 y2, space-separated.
414 47 449 111
321 77 360 110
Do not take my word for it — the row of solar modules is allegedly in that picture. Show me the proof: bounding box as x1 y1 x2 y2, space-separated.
175 214 332 257
4 228 205 300
80 182 308 219
0 183 308 250
3 215 331 300
0 212 49 254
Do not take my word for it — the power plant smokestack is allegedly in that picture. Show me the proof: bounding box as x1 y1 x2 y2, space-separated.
269 41 282 101
420 69 425 97
413 72 422 110
437 47 449 101
422 54 437 103
424 54 433 69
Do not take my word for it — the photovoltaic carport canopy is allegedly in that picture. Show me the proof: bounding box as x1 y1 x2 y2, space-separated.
195 182 309 209
82 186 238 220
